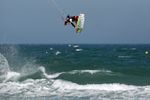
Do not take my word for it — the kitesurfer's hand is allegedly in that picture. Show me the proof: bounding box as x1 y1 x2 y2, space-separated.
69 19 72 22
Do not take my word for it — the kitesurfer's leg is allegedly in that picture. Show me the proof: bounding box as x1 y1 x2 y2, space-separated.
71 22 75 28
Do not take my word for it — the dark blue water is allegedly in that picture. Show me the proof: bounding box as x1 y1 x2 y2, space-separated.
0 44 150 99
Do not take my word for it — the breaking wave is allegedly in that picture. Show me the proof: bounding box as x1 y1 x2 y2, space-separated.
0 78 150 99
46 69 112 79
0 52 150 99
0 53 49 82
0 53 11 82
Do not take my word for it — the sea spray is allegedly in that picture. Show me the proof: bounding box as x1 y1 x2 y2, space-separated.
0 53 51 82
0 53 10 82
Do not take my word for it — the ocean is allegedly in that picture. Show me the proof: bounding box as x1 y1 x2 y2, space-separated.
0 44 150 99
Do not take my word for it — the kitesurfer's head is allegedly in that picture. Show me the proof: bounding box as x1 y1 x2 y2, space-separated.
67 15 70 18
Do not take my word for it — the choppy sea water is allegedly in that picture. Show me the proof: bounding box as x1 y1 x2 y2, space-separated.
0 44 150 99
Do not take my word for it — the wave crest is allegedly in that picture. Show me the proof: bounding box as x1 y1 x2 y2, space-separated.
68 69 112 74
52 79 136 91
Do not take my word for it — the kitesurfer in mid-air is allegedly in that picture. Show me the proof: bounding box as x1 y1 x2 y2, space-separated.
64 15 79 28
64 14 85 33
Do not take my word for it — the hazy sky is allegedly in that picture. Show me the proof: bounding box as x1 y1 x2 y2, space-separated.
0 0 150 44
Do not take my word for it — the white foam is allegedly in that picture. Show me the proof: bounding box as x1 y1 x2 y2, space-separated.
51 80 150 99
46 73 63 79
1 78 150 99
0 53 10 75
38 66 46 73
55 51 61 55
73 45 79 48
50 48 53 50
68 69 111 74
3 66 46 82
52 79 136 91
75 48 83 52
38 66 63 79
38 69 112 79
3 71 20 82
145 51 149 55
0 79 54 96
68 44 72 47
42 69 112 80
0 53 11 82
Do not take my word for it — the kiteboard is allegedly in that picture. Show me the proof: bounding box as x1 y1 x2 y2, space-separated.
76 14 85 33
